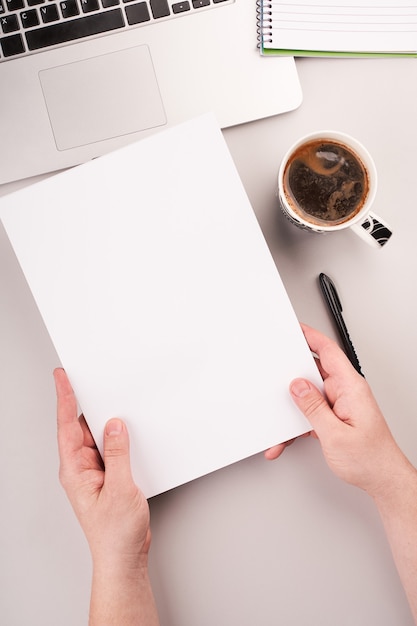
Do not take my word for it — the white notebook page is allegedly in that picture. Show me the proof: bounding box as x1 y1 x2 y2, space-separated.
262 1 417 54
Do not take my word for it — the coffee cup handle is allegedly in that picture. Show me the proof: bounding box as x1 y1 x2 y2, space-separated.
350 212 393 249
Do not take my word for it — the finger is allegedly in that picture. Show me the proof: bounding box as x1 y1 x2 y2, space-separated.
300 325 332 381
300 324 359 382
313 354 328 381
264 432 313 460
79 414 98 449
54 368 78 426
102 419 135 494
264 441 290 460
54 368 84 460
289 378 344 438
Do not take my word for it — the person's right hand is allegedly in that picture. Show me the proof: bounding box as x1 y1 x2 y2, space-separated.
266 324 417 623
267 324 409 499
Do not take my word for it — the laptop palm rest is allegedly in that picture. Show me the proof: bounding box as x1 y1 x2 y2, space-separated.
39 45 167 151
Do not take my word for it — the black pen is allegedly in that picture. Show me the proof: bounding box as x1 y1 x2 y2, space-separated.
318 273 364 377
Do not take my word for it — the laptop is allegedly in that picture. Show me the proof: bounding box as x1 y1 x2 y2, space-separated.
0 0 302 185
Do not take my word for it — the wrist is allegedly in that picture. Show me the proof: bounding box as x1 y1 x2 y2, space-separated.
92 554 149 575
370 453 417 509
89 553 159 626
91 548 150 580
89 527 152 574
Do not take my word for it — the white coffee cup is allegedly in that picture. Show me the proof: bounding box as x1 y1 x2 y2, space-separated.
278 131 392 248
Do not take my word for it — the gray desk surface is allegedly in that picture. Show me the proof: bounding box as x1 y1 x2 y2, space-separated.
1 57 416 626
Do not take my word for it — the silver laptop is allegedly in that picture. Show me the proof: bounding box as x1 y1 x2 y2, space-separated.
0 0 302 185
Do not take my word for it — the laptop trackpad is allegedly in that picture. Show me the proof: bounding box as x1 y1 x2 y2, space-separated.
39 46 167 151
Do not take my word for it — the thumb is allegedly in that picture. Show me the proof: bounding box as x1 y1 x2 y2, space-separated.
290 379 338 437
103 418 135 492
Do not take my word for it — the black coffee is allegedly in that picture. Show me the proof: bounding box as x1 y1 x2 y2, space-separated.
283 139 369 225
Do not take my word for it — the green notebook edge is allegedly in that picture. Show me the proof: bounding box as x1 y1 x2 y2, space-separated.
261 47 417 58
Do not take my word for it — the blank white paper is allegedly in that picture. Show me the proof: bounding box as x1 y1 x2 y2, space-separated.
0 114 320 498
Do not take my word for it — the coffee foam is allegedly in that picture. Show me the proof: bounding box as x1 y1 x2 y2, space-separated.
283 139 369 227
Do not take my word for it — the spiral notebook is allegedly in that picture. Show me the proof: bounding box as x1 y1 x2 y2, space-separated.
258 1 417 57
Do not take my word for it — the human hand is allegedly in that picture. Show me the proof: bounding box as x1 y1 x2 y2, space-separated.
265 324 406 499
54 368 151 571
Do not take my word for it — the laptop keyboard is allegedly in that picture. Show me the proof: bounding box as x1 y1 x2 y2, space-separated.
0 0 230 60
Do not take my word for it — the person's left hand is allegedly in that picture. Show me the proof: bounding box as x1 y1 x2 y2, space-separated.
54 368 151 571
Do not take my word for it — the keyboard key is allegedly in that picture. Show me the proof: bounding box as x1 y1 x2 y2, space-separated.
1 14 19 33
20 8 40 27
150 0 169 18
101 0 119 6
27 0 46 5
0 1 5 14
6 0 24 10
124 1 149 24
80 0 99 13
0 32 24 55
192 0 209 7
172 0 189 13
60 0 79 17
40 4 59 22
25 8 124 50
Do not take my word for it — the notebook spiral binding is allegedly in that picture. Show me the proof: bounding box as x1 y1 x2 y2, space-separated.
256 0 273 49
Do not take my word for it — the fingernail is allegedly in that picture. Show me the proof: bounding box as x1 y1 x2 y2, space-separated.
290 379 312 398
106 418 123 436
